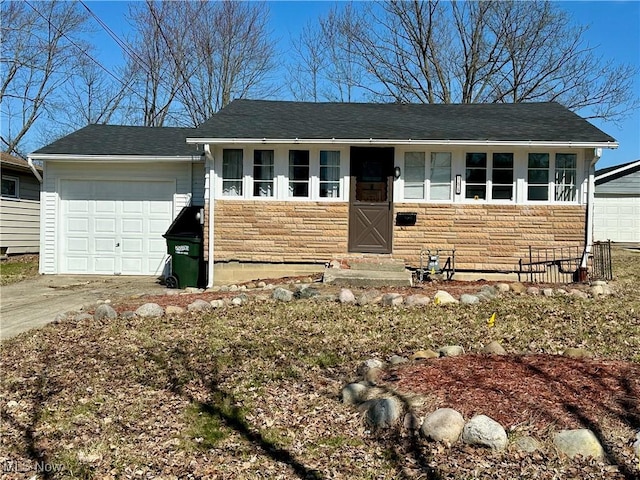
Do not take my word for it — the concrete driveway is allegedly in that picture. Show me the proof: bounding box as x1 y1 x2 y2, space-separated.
0 275 168 340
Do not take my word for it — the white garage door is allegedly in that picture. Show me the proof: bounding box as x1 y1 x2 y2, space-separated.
593 195 640 243
60 179 175 275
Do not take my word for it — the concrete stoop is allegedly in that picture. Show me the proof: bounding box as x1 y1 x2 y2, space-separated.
323 257 413 287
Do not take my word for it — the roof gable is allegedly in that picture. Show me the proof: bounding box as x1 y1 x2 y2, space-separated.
30 124 199 157
193 100 616 144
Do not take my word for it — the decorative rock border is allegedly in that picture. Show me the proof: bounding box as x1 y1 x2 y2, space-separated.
342 350 640 463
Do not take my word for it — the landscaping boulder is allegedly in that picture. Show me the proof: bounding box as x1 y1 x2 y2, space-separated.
460 294 480 305
357 290 382 305
553 429 604 459
382 293 403 306
165 305 185 316
633 431 640 460
434 290 458 304
342 383 369 405
338 288 356 304
439 345 465 357
187 299 213 313
462 415 508 450
495 283 510 293
483 340 506 355
404 294 430 306
510 282 526 294
421 408 465 443
388 355 408 365
94 304 117 321
210 299 225 309
365 397 402 429
135 303 164 318
410 349 439 360
272 287 294 302
542 288 555 297
294 287 321 299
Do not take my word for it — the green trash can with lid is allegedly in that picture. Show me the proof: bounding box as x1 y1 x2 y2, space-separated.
163 206 204 289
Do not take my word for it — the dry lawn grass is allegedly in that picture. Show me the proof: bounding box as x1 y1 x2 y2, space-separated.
0 247 639 479
0 254 39 286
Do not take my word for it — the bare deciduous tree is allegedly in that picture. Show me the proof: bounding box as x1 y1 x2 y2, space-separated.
0 0 91 155
298 0 637 122
125 0 277 127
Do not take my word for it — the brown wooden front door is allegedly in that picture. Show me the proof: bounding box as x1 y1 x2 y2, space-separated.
348 147 394 253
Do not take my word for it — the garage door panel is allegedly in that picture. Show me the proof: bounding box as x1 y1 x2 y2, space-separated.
67 238 89 253
60 179 175 275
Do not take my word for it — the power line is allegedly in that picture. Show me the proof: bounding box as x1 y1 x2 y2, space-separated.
23 0 139 99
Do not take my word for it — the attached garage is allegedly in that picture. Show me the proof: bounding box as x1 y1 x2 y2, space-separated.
593 160 640 243
60 179 175 275
30 125 204 276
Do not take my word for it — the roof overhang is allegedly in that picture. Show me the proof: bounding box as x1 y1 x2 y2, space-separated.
595 159 640 183
186 137 619 149
28 154 202 162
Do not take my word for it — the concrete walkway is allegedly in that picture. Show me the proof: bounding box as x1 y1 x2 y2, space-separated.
0 275 168 340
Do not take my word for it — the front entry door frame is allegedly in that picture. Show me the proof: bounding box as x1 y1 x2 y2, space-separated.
348 147 394 254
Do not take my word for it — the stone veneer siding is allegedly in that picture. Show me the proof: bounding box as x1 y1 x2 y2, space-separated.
393 203 586 271
206 201 586 272
211 201 349 263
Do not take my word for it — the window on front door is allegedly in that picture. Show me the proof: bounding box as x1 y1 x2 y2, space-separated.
253 150 274 197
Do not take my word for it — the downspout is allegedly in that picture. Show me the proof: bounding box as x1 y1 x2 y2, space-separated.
203 144 215 287
27 156 43 183
582 147 601 268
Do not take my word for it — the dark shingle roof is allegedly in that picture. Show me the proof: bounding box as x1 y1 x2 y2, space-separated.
595 159 640 185
193 100 616 143
31 124 199 157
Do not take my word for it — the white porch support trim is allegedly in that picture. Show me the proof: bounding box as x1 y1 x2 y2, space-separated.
203 144 215 287
583 147 602 268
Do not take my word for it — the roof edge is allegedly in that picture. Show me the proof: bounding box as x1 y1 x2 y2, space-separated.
186 137 619 149
29 154 202 162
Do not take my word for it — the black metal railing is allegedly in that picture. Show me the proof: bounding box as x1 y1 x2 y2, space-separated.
518 245 584 283
591 240 613 281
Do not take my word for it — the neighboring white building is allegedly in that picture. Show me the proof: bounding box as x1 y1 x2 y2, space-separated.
593 160 640 243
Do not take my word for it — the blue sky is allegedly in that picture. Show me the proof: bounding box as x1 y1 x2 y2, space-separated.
84 1 640 169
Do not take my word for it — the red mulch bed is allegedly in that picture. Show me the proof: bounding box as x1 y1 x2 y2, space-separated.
385 354 640 431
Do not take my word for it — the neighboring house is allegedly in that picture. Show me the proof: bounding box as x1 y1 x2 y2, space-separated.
0 152 43 256
30 100 617 285
593 160 640 243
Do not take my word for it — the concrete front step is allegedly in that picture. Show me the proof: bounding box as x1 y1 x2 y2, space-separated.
333 256 408 272
322 268 414 287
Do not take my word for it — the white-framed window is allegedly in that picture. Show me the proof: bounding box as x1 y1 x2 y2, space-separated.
465 152 487 199
528 153 550 201
319 150 341 198
404 152 425 199
253 149 274 197
1 175 19 198
222 149 243 196
430 152 451 200
289 150 310 197
555 153 577 201
491 152 514 200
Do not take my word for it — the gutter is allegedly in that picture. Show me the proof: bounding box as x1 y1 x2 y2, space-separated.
582 148 602 268
186 137 619 149
27 157 43 183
